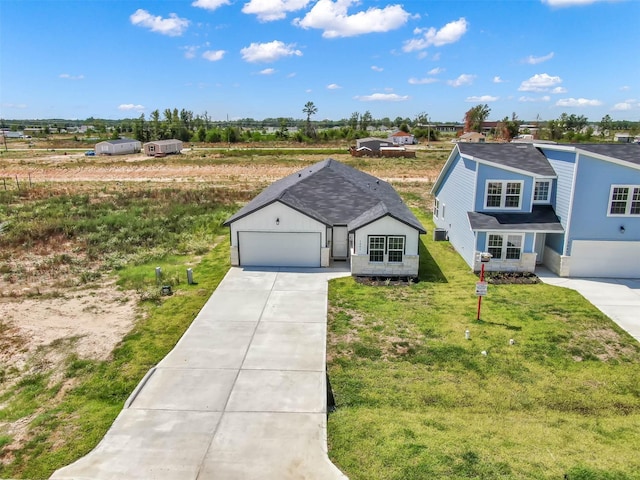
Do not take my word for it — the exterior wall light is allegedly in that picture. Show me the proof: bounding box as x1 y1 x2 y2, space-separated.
276 218 280 225
619 225 625 234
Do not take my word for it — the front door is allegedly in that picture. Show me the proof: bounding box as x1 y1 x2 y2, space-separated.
332 226 348 259
534 233 545 264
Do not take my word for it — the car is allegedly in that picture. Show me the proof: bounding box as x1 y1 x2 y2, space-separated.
84 150 95 156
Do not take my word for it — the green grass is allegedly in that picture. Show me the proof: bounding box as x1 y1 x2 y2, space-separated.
327 213 640 480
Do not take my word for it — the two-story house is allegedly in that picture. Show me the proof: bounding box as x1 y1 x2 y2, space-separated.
432 143 640 278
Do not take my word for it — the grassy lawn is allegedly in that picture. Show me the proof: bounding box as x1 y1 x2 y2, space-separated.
327 213 640 480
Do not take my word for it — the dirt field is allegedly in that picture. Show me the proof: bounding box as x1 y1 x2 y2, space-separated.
0 145 443 463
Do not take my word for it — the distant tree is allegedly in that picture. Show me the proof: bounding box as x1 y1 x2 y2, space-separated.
276 117 289 139
464 104 491 133
361 111 372 132
498 112 521 141
302 101 318 138
599 114 613 138
150 110 161 140
348 112 359 131
399 122 410 133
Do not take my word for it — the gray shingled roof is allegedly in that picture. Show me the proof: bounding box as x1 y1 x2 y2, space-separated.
467 205 564 232
224 158 426 233
457 143 556 177
575 144 640 166
100 138 140 145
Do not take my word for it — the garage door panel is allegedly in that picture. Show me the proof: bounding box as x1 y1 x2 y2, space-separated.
239 232 321 267
570 241 640 278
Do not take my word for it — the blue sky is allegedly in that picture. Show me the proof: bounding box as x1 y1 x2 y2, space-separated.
1 0 639 123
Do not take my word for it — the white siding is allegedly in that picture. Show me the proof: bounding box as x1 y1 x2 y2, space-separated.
352 216 420 256
229 202 326 248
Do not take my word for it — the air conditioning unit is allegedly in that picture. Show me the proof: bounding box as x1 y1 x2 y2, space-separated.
433 228 447 241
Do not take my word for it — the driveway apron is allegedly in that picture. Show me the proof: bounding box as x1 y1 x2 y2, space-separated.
51 266 351 480
537 267 640 343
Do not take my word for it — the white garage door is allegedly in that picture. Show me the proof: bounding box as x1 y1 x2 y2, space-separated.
570 240 640 278
238 231 321 267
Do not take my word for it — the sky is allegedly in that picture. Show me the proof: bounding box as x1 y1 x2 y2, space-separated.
1 0 639 123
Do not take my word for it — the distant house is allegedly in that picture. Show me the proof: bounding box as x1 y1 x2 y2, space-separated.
356 137 393 152
432 143 640 278
224 159 426 277
457 132 486 143
95 138 142 155
614 133 633 143
389 131 415 145
143 139 183 156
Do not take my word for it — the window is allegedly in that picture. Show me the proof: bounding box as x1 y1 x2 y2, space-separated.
487 234 523 260
433 198 440 218
367 235 406 263
388 236 405 263
609 185 640 216
369 236 385 262
485 181 523 209
534 180 551 203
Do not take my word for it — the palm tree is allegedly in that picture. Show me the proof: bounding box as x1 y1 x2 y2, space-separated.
303 101 317 137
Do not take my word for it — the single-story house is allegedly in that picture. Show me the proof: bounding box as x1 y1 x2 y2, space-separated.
224 159 426 277
389 131 415 145
95 138 141 155
355 137 393 152
143 139 183 156
432 143 640 278
457 132 486 143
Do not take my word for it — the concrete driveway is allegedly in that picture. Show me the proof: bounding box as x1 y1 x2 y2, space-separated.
536 267 640 343
51 266 351 480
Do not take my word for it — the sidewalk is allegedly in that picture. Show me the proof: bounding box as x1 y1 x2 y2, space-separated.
536 267 640 343
51 266 351 480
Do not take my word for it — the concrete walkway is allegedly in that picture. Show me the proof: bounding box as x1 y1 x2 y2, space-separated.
536 267 640 343
51 266 351 480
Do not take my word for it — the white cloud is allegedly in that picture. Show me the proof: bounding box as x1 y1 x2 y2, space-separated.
293 0 410 38
243 0 311 21
428 67 445 75
408 77 438 85
403 17 468 52
118 104 145 112
619 85 631 91
371 65 384 72
519 95 551 102
354 93 410 102
130 9 189 36
1 103 27 109
183 46 198 59
240 40 302 62
260 68 276 75
612 100 639 111
542 0 610 7
524 52 554 64
551 86 567 94
518 73 562 92
202 50 226 61
327 83 342 89
59 73 84 80
192 0 230 10
466 95 498 102
447 74 475 87
493 76 504 83
555 97 602 107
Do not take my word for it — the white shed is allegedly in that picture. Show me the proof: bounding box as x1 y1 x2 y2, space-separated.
95 138 142 155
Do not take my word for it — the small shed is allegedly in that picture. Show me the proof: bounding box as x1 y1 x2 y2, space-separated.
143 139 183 156
458 132 486 143
355 137 392 152
389 131 415 145
95 138 142 155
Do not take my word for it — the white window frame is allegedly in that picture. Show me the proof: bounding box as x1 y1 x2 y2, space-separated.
484 180 523 210
486 233 524 261
433 198 440 219
608 185 640 216
387 236 405 263
368 236 385 263
533 180 552 204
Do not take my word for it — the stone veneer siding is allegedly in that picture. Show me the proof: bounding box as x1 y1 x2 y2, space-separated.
351 254 419 277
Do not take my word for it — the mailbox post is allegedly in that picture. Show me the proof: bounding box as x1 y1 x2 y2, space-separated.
476 252 492 321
